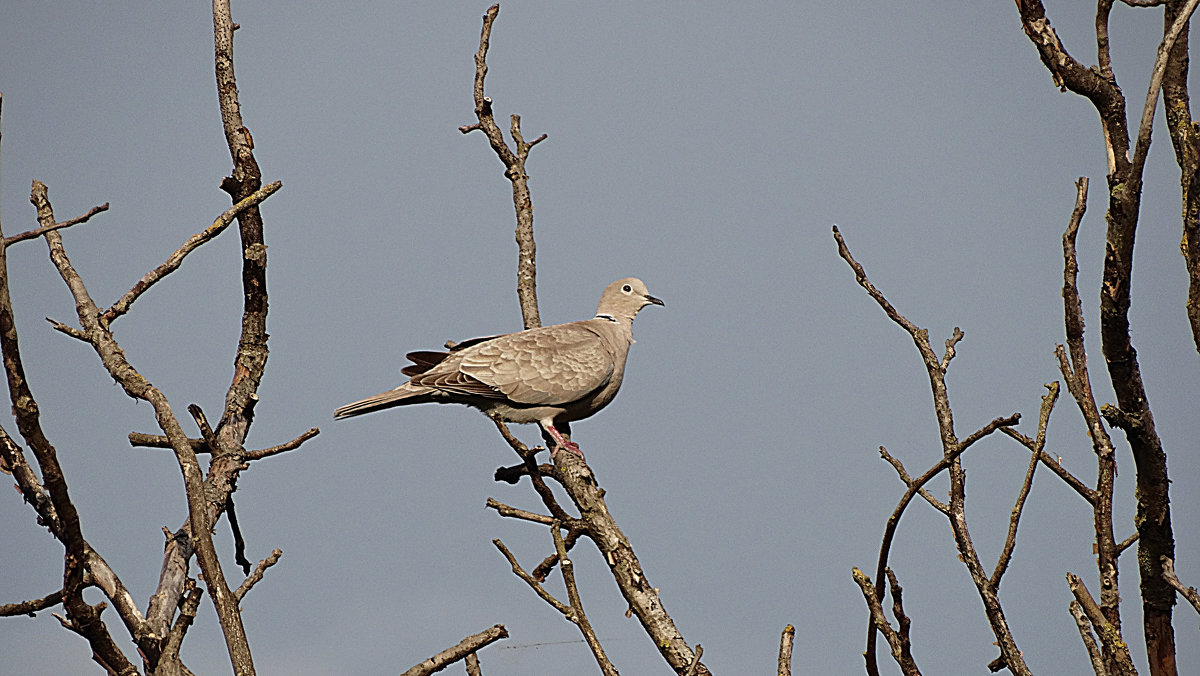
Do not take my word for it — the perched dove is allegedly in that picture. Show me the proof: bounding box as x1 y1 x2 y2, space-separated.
334 278 663 457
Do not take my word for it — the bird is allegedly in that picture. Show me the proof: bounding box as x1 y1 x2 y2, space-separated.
334 277 664 457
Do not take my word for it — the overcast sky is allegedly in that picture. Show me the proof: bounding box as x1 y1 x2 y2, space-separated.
2 2 1198 675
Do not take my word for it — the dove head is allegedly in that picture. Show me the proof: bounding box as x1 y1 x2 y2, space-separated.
596 277 664 321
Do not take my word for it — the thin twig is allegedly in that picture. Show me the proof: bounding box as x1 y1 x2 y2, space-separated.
103 181 281 323
493 538 570 614
878 447 948 514
465 652 482 676
1162 557 1200 616
991 384 1058 590
18 181 141 673
884 568 916 668
460 4 541 329
400 624 509 676
159 579 203 673
127 427 318 460
1128 0 1200 178
0 588 66 616
3 203 109 247
233 549 282 602
485 497 555 525
838 225 1029 676
246 427 319 460
1000 426 1095 503
552 521 619 676
851 568 921 676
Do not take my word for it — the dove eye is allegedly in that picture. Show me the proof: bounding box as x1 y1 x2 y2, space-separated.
622 284 632 293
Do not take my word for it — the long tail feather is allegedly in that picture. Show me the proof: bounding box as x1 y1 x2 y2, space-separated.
333 384 434 419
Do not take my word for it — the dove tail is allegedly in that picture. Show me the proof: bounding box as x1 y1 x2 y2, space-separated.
333 383 435 419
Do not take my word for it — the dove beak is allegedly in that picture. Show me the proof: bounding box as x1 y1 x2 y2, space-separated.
644 293 665 307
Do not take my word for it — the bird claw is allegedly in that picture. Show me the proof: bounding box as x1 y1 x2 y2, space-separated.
550 440 585 461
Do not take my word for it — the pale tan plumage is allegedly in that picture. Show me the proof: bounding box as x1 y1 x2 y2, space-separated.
334 278 663 456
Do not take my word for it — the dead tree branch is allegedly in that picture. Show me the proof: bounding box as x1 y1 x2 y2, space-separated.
103 180 281 324
835 225 1029 676
233 549 282 602
1067 573 1138 676
459 3 541 330
991 383 1058 591
777 624 795 676
2 202 109 247
400 624 509 676
1014 4 1193 669
552 521 620 676
0 588 67 617
1161 557 1200 616
851 568 921 676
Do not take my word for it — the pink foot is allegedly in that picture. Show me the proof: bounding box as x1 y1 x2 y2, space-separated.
545 425 585 460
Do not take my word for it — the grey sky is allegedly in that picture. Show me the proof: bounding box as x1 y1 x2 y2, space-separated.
2 2 1197 674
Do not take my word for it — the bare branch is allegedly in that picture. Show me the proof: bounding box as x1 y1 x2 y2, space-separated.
127 426 318 460
852 568 921 676
465 652 482 676
460 4 541 329
884 569 917 671
2 202 109 247
0 588 65 616
233 549 282 602
493 538 570 615
1070 600 1110 676
838 224 1030 675
102 180 281 323
400 624 509 676
1067 573 1137 676
1000 426 1095 503
532 527 583 582
552 521 619 676
548 451 708 675
485 497 555 525
1128 0 1200 178
878 446 948 514
490 417 574 524
159 579 203 673
10 181 139 674
246 427 319 460
777 624 795 676
991 384 1058 590
45 317 89 342
958 413 1021 452
1162 557 1200 616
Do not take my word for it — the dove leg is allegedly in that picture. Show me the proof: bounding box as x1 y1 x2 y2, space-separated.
540 421 583 460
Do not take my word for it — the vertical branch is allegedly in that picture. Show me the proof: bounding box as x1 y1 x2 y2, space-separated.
1015 2 1192 670
1058 178 1125 645
459 4 544 329
835 226 1030 676
212 0 269 447
5 184 135 673
777 625 795 676
1160 1 1200 356
851 568 921 676
551 521 619 676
